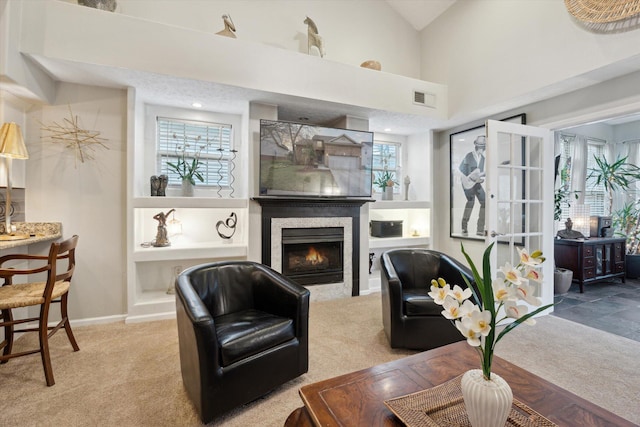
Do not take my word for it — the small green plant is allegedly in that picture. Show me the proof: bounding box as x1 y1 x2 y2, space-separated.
554 188 580 221
167 141 206 186
373 170 397 190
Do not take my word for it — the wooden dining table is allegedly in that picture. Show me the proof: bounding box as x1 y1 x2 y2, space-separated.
284 341 637 427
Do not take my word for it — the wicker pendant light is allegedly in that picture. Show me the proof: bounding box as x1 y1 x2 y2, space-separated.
565 0 640 23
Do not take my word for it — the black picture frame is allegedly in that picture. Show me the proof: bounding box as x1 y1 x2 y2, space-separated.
449 114 526 240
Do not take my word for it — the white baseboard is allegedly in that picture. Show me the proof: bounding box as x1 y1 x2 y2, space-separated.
124 311 176 324
69 314 127 327
360 287 381 295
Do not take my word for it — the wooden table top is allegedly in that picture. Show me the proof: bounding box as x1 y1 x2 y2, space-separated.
285 341 637 427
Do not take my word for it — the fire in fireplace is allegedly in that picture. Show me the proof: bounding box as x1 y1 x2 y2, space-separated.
281 227 344 285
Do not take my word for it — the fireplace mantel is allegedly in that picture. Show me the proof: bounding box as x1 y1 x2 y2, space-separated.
253 197 373 296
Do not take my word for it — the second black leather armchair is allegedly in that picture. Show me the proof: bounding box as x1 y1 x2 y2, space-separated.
380 249 477 350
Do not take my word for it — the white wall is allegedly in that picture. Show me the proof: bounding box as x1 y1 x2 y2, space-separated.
421 0 640 122
108 0 422 79
25 83 127 320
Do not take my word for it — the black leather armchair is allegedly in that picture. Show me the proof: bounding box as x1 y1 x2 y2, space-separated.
380 249 477 350
175 261 310 423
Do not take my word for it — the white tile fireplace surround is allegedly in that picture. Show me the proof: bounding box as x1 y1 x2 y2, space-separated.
271 217 352 301
254 197 370 300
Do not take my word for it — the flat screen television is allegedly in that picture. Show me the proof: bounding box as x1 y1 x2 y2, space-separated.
259 119 373 198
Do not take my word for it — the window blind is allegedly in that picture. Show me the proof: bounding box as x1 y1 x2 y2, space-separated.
157 117 233 186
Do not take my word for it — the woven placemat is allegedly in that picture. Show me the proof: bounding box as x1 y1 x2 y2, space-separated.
384 375 557 427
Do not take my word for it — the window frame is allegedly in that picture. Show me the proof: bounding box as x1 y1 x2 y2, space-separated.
372 140 402 194
156 116 234 188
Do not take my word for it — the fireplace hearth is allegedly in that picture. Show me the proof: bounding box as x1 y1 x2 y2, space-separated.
282 227 344 285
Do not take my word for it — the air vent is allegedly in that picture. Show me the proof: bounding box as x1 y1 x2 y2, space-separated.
413 90 436 108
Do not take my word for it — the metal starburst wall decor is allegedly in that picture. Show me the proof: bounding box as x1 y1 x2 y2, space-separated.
40 106 108 165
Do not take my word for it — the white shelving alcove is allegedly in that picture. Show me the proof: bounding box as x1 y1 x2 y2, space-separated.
367 200 431 292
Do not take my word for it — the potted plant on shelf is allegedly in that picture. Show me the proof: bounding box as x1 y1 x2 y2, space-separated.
373 170 397 200
613 200 640 278
167 144 205 197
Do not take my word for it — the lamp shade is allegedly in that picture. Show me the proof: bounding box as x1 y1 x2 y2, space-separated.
0 122 29 159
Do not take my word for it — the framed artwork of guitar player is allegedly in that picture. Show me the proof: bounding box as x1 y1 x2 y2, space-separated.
449 114 526 240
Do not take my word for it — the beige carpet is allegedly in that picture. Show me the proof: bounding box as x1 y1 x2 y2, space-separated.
1 294 638 426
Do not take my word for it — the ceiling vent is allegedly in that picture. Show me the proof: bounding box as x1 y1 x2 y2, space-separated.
413 90 436 108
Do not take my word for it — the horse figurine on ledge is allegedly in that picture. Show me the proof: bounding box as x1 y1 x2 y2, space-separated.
304 16 325 58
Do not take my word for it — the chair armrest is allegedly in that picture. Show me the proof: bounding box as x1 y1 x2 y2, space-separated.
0 254 49 267
251 264 310 334
380 252 405 307
0 263 52 285
175 274 220 363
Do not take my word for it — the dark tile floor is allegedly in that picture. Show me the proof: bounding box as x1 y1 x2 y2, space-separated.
552 278 640 342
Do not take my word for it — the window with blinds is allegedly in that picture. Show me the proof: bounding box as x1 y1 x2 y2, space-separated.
585 139 606 216
372 142 401 193
157 117 233 187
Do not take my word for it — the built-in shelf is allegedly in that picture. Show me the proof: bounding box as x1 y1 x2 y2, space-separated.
369 200 431 210
133 197 248 209
368 236 430 249
133 242 247 262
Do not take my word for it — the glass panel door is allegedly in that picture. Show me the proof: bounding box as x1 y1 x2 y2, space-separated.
486 120 554 309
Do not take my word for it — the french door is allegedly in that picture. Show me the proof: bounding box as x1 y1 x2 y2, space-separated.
485 120 554 308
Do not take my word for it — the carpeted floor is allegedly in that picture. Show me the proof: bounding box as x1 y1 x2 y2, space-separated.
1 293 639 426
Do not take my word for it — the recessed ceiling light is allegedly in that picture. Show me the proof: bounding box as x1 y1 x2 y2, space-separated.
192 102 203 108
384 128 392 132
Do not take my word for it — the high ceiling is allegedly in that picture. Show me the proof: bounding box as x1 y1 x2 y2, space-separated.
385 0 457 31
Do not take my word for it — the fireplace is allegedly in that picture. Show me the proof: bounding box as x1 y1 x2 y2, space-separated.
254 197 371 298
282 227 344 285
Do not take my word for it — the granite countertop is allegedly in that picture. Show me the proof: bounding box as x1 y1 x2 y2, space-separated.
0 222 62 251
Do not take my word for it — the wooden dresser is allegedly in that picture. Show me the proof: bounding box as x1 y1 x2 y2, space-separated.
554 237 626 293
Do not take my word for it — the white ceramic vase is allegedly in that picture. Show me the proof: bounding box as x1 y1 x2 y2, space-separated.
382 186 393 201
461 369 512 427
181 179 194 197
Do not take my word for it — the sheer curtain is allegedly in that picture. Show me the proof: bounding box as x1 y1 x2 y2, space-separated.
570 135 587 203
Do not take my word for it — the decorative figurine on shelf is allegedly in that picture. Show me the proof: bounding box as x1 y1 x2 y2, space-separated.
216 14 236 38
404 175 411 201
78 0 117 12
304 16 325 57
153 209 175 247
157 174 168 196
150 175 160 196
557 217 585 239
216 212 237 240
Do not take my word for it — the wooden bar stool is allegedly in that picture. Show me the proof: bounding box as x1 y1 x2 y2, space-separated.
0 235 79 386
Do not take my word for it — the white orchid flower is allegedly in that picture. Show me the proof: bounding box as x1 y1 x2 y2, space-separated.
455 319 481 347
500 262 525 286
492 278 515 302
463 310 492 336
504 301 536 325
516 283 542 306
450 284 472 303
442 296 463 319
428 283 451 305
518 247 542 267
524 267 543 283
459 299 480 318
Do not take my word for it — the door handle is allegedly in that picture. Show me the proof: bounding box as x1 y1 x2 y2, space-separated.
490 231 504 238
